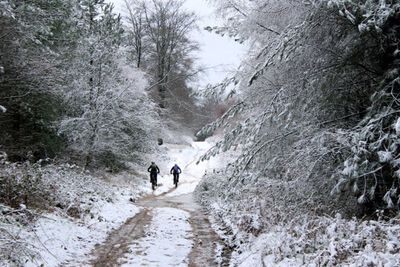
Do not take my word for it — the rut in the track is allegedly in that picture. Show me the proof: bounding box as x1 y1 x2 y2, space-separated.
90 209 152 267
86 184 230 267
138 189 231 266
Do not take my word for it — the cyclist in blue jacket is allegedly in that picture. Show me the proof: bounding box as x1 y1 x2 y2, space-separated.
170 164 181 188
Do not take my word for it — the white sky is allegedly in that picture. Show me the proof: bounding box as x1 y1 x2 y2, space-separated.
110 0 247 88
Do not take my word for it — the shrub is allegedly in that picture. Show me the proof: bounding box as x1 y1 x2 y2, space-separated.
0 156 52 209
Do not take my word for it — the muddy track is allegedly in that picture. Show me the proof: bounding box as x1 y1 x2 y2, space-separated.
188 210 222 266
139 191 229 266
85 184 229 266
90 209 152 267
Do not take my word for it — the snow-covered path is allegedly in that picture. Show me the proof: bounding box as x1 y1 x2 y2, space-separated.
121 207 192 267
83 140 228 267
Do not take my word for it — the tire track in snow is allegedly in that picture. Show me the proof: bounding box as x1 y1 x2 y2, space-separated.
138 192 228 266
89 209 152 267
121 207 192 267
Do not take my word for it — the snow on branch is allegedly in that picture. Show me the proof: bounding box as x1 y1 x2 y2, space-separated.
322 0 399 32
195 101 246 140
248 21 306 86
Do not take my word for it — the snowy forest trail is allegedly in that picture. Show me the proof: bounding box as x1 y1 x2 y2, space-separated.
83 140 229 266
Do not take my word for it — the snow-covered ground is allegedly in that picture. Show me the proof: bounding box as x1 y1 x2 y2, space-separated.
11 136 398 267
227 215 400 267
121 208 192 267
22 191 140 267
8 135 397 267
4 137 399 267
1 136 225 267
197 169 400 267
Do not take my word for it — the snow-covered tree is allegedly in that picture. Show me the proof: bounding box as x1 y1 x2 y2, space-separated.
0 0 74 160
124 0 146 68
59 1 159 169
197 0 400 227
124 0 198 110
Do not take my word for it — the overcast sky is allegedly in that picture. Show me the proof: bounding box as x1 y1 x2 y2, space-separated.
110 0 247 88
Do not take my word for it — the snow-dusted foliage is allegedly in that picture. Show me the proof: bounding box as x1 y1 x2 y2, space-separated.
0 204 38 266
198 170 400 266
322 0 400 212
56 1 160 168
199 0 400 219
0 0 72 160
0 156 145 265
196 0 400 264
0 157 48 265
60 51 158 168
1 0 160 165
0 1 12 16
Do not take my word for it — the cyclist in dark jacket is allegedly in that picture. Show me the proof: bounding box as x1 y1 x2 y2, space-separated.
170 164 181 188
148 162 160 190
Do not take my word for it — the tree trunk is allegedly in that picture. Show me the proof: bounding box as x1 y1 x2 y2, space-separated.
85 122 98 168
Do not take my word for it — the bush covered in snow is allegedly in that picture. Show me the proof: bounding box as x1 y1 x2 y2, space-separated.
0 158 52 210
0 204 38 266
197 170 400 266
232 213 400 266
0 155 145 265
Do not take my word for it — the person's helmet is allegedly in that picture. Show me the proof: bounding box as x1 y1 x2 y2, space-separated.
151 161 155 164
